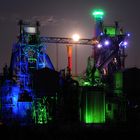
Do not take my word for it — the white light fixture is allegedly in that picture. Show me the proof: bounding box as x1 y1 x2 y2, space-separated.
97 43 102 48
104 40 110 46
24 27 36 34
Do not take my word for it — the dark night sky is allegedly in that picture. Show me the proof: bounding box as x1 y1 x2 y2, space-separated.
0 0 140 74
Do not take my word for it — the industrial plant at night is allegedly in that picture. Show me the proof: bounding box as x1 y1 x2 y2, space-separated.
0 9 140 138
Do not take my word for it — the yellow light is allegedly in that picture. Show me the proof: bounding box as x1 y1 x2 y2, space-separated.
72 34 80 42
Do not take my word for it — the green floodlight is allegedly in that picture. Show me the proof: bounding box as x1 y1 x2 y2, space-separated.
92 9 104 19
103 26 116 37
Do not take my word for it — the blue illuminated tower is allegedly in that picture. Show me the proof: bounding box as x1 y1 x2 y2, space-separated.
1 20 55 124
10 20 54 91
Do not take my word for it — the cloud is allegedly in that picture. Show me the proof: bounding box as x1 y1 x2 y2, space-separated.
0 14 79 29
31 16 58 26
31 16 79 28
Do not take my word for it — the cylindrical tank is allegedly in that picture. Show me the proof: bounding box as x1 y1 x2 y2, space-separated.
80 86 105 124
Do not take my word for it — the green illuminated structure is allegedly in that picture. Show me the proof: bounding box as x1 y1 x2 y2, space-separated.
104 26 116 37
80 87 105 124
92 9 104 19
92 9 105 37
114 71 123 96
32 97 48 124
105 101 118 121
31 96 56 124
105 71 126 122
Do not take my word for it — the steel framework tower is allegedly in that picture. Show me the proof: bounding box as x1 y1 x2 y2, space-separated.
0 20 55 124
10 20 54 92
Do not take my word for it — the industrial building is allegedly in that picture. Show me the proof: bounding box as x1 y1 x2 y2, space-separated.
0 9 134 128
